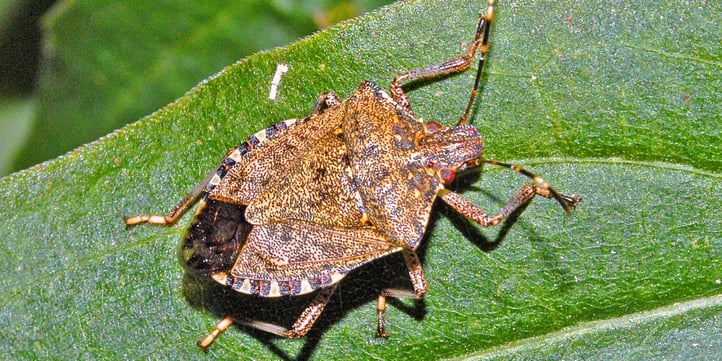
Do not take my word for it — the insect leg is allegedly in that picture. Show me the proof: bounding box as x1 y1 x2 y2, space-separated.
439 185 539 227
197 285 337 350
480 159 581 215
197 316 234 352
389 0 494 118
438 161 580 226
124 167 217 227
285 284 338 338
376 250 427 338
197 314 290 352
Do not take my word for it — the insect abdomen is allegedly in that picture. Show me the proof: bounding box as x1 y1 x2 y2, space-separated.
179 199 251 274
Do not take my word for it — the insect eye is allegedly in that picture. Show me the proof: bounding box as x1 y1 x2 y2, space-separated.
439 167 455 184
425 121 442 133
418 136 427 145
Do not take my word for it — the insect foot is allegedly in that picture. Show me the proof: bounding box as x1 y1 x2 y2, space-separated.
125 0 580 350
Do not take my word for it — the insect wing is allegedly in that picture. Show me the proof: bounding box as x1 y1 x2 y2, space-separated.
245 127 365 228
210 105 345 205
213 220 403 297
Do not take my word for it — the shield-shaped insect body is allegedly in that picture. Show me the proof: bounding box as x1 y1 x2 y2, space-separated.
125 0 580 350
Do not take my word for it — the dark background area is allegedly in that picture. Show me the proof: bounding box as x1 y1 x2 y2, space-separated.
0 0 56 96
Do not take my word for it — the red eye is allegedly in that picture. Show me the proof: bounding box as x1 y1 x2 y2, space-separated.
439 167 455 184
426 121 442 132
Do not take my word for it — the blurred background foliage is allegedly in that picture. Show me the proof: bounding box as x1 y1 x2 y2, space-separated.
0 0 394 176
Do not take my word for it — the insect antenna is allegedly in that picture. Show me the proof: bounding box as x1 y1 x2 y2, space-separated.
480 159 581 215
458 0 495 126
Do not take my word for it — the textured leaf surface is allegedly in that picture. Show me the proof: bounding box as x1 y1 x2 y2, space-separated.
1 1 720 360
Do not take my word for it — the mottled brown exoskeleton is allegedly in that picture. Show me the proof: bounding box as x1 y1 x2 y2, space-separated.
125 0 580 350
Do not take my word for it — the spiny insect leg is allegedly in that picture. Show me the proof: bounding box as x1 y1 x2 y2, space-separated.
376 250 427 338
388 0 494 118
124 167 217 227
439 185 539 227
197 286 337 350
439 161 580 226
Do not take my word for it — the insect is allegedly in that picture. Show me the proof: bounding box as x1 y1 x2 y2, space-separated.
125 0 580 351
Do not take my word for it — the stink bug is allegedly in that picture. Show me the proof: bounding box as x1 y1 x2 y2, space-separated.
125 0 581 350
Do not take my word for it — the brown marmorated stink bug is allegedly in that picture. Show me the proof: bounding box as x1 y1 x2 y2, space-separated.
125 0 580 351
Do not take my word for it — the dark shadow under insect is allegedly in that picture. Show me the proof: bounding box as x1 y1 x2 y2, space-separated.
182 250 423 360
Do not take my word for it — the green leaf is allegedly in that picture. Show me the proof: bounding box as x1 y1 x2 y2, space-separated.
1 1 720 360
